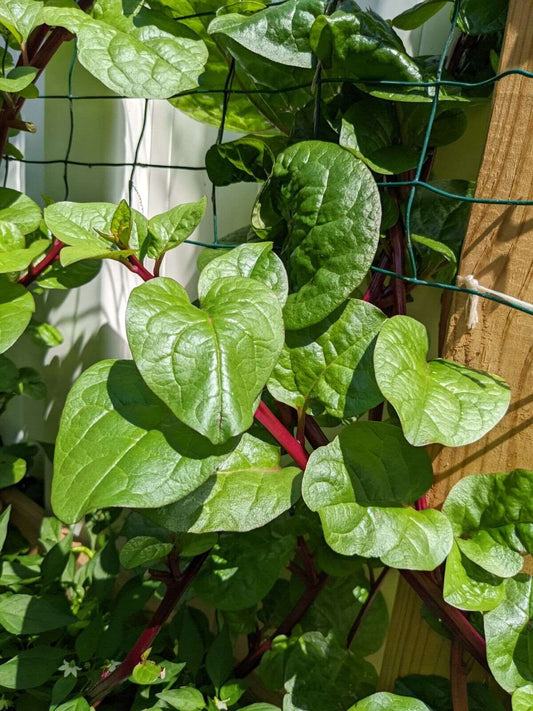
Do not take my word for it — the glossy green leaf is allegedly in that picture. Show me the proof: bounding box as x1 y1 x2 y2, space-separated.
340 100 419 175
260 631 377 710
44 201 148 251
206 136 286 186
144 197 207 259
0 221 25 253
0 453 26 488
302 421 452 569
268 299 386 418
157 686 206 710
147 433 301 533
374 316 510 446
349 692 430 710
0 277 34 353
484 575 533 692
0 506 11 552
0 594 76 634
59 244 134 267
0 66 37 92
43 5 208 98
110 199 132 248
52 359 246 523
0 238 49 273
193 527 295 611
443 541 505 612
442 470 533 577
0 0 43 42
131 660 164 685
198 242 288 306
392 1 450 30
0 646 65 689
119 536 173 569
257 141 380 329
458 0 508 35
513 685 533 711
54 699 92 711
0 188 41 233
126 276 284 444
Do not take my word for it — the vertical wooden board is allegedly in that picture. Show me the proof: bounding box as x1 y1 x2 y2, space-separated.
380 0 533 692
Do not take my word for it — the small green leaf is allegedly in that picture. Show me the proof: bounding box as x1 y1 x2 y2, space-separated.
443 541 505 612
26 319 63 348
0 188 41 233
374 316 510 446
0 593 76 634
349 692 430 710
59 244 134 267
206 627 233 691
268 299 386 418
206 136 285 186
0 66 38 92
144 197 207 259
119 536 173 569
302 421 452 569
0 646 65 689
111 199 132 248
0 506 11 552
392 1 450 30
0 277 35 353
197 242 288 307
513 685 533 711
257 141 380 329
157 687 206 710
131 660 164 685
41 533 73 586
126 276 284 444
0 453 26 488
484 575 533 692
54 699 92 711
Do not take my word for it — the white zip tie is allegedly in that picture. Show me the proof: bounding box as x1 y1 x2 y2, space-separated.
456 274 533 329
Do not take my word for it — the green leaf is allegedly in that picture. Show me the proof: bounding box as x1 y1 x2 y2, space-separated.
36 258 101 290
111 199 132 248
131 660 164 685
349 692 430 710
374 316 510 447
0 188 42 233
257 141 380 329
458 0 508 35
0 506 11 552
51 359 249 523
302 421 452 569
392 1 450 30
0 453 26 488
0 277 35 353
144 197 207 260
0 646 65 689
206 626 233 691
0 221 25 253
126 276 284 444
206 135 285 186
484 575 533 692
197 242 288 307
443 541 505 612
0 0 43 42
41 533 73 586
0 238 49 273
193 527 295 611
43 5 208 98
147 433 301 533
59 244 134 266
119 536 173 569
157 687 206 710
54 699 92 711
442 470 533 577
393 675 452 711
398 104 468 149
340 100 419 175
44 201 148 251
268 299 386 419
513 685 533 711
0 593 76 634
0 66 37 92
26 319 63 348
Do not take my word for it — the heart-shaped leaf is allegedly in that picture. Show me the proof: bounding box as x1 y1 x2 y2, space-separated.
0 0 44 43
374 316 510 446
443 541 505 612
302 421 452 569
198 242 288 307
256 141 380 329
349 692 430 710
145 433 301 533
127 276 284 444
0 277 34 353
268 299 386 418
484 575 533 692
52 359 244 523
119 537 173 569
144 197 207 260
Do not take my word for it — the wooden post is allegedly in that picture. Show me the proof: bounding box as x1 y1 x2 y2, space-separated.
380 0 533 690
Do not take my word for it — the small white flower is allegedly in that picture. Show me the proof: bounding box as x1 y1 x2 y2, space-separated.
106 660 121 673
58 659 82 678
215 699 228 710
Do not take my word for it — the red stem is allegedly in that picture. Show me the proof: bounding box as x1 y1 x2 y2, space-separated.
304 415 329 448
18 238 64 286
89 552 209 706
347 567 390 648
401 570 488 671
254 401 309 470
127 254 155 282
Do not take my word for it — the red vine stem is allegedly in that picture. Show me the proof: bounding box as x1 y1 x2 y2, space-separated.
254 400 309 469
89 552 209 706
18 238 64 286
127 254 156 281
346 567 390 648
401 570 488 671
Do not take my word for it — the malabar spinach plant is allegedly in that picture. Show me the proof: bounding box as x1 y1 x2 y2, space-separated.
0 0 529 709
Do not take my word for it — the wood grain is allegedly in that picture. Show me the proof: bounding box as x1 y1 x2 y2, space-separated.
380 0 533 692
